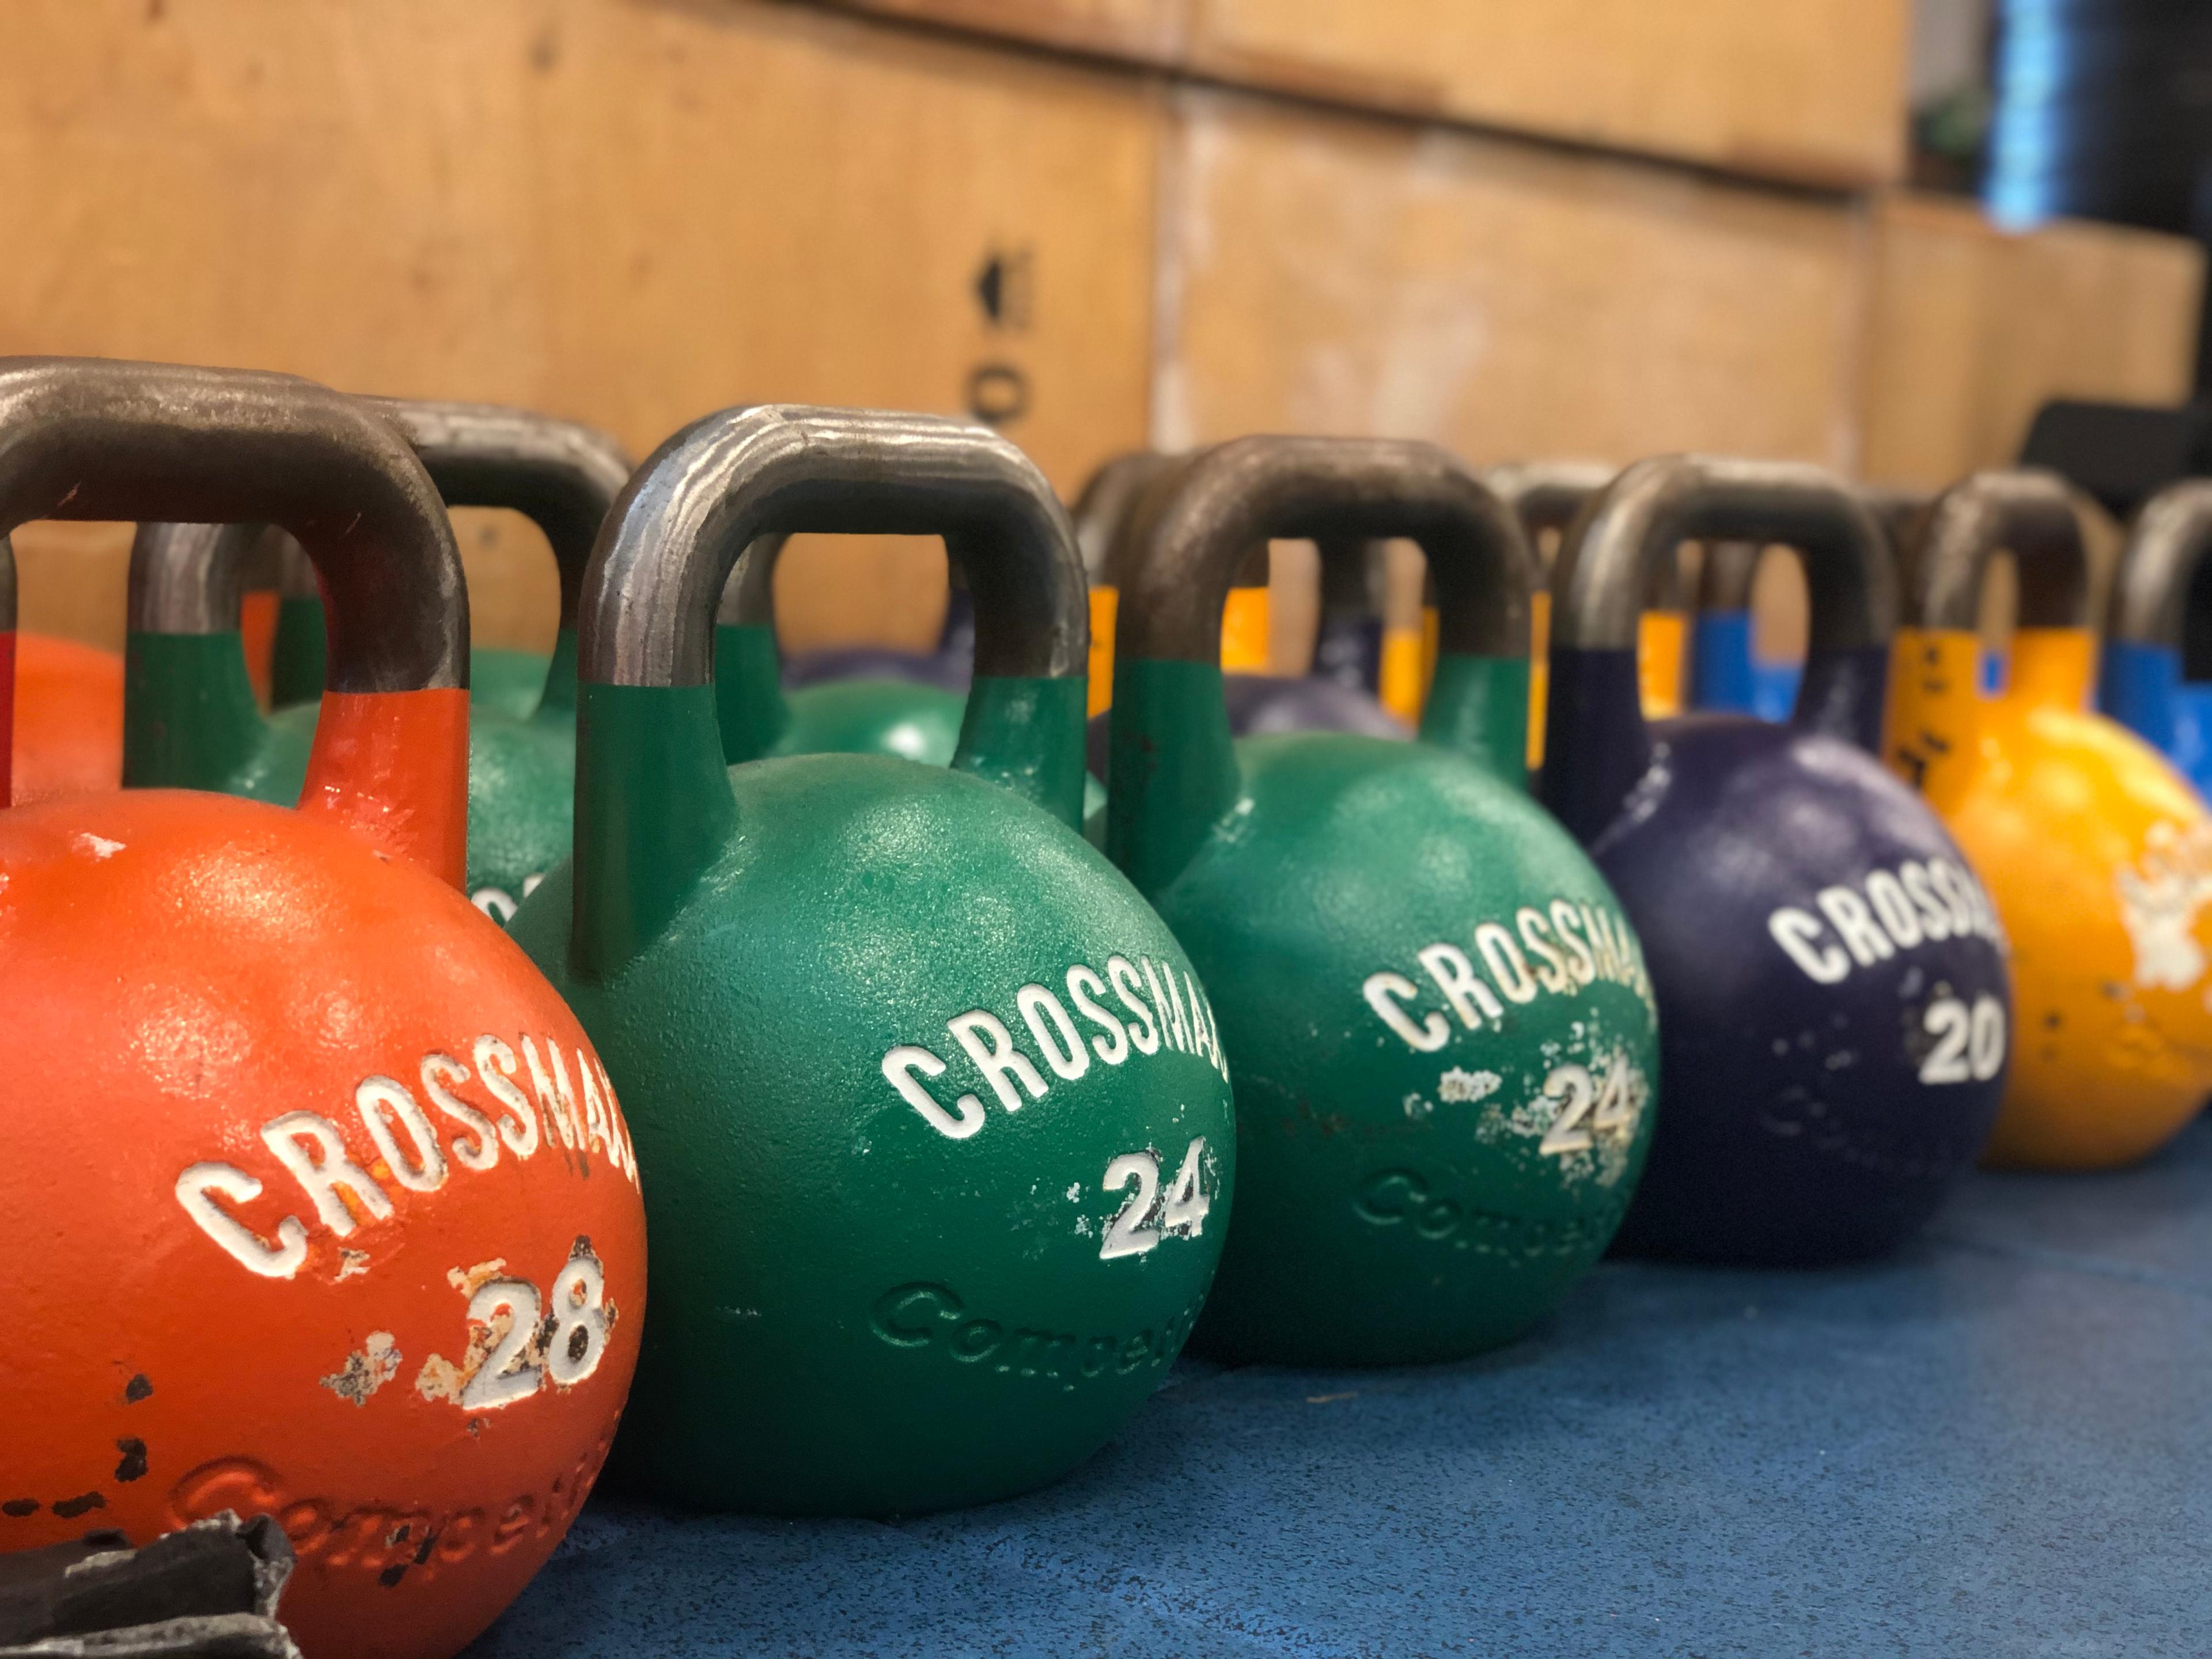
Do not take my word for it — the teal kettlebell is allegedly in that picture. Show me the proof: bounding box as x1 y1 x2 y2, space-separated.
506 404 1237 1517
713 532 970 766
1106 437 1659 1366
126 398 631 921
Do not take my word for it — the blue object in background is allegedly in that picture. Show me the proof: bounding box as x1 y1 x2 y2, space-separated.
1688 609 1756 712
1690 610 1802 724
1695 622 2007 727
467 1119 2212 1657
2100 637 2212 796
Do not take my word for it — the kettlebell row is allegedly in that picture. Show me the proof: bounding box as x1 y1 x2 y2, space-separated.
7 354 2212 1659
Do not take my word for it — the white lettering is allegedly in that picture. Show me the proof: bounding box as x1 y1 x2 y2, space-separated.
421 1052 499 1173
1018 984 1092 1082
355 1076 448 1194
1108 955 1161 1054
1865 870 1923 949
1549 902 1597 984
1066 965 1130 1065
262 1111 393 1237
1475 922 1539 1004
884 1044 983 1139
1769 907 1850 983
1817 886 1895 966
1365 972 1450 1051
948 1010 1050 1114
1418 942 1504 1028
175 1162 308 1278
473 1036 539 1158
1517 907 1573 994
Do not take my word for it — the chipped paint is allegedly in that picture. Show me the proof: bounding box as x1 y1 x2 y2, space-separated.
320 1331 401 1407
335 1248 370 1282
1437 1067 1501 1104
2115 819 2212 991
446 1257 509 1297
415 1305 503 1407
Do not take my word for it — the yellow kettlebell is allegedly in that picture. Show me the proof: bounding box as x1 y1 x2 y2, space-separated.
1886 469 2212 1169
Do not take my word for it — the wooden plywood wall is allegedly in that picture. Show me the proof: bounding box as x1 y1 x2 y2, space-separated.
0 0 1160 650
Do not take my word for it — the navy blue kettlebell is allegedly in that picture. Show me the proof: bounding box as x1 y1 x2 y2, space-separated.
1544 457 2011 1264
2101 479 2212 796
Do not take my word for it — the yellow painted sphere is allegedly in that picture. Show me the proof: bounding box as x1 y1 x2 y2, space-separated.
1893 628 2212 1168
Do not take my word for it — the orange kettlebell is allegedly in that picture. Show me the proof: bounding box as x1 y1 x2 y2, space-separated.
0 532 124 804
1887 469 2212 1168
0 359 646 1659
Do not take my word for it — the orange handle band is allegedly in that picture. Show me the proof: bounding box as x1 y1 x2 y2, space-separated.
1637 609 1687 717
1087 585 1118 719
1220 585 1271 673
2009 626 2097 712
297 687 470 888
0 628 14 807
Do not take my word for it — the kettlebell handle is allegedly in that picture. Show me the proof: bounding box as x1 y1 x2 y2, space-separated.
1554 457 1892 652
2098 479 2212 757
1901 469 2086 632
2111 479 2212 650
1543 456 1895 844
584 404 1081 685
0 359 464 691
1073 451 1177 587
1105 435 1536 895
1885 469 2090 802
570 403 1090 978
1112 437 1531 662
1484 461 1616 581
0 358 471 878
1486 460 1686 611
366 399 633 638
1696 486 1927 613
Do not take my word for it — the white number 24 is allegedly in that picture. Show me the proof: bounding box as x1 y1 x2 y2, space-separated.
1100 1138 1211 1260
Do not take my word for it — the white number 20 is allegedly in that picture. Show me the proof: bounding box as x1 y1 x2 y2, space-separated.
1100 1138 1211 1260
1919 994 2006 1085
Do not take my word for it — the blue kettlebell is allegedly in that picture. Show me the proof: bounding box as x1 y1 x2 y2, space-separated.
1544 457 2012 1263
2100 479 2212 795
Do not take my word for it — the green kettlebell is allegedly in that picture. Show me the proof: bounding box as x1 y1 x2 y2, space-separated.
270 530 552 718
506 404 1236 1517
713 532 971 766
1105 436 1658 1366
124 397 632 922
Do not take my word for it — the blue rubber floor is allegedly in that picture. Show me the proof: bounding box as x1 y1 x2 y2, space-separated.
467 1120 2212 1658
